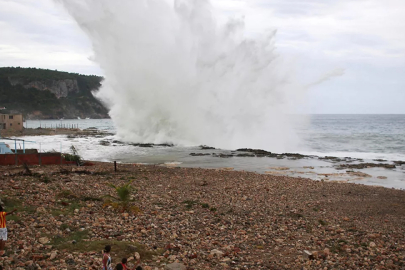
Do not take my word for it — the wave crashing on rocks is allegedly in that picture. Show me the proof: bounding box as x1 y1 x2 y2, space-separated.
58 0 309 152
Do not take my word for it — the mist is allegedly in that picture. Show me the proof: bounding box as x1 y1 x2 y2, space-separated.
57 0 307 152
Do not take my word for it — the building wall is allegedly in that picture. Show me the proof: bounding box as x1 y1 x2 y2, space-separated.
0 114 23 131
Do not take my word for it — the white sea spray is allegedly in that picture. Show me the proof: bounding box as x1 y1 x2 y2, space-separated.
57 0 308 152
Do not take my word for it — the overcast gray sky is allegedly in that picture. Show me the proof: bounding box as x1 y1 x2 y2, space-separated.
1 0 404 114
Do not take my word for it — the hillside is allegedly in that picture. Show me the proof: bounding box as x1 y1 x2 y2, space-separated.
0 67 109 119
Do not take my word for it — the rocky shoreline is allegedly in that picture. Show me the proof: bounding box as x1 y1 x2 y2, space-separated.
95 140 405 171
1 128 112 138
1 162 405 269
7 132 405 173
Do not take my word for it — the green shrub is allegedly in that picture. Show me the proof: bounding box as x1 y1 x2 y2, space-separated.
105 180 136 211
201 203 209 209
318 219 328 226
182 200 198 210
63 145 82 164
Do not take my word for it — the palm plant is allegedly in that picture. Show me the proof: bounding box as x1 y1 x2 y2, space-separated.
105 180 135 211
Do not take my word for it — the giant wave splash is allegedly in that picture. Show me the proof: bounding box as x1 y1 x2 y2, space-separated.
58 0 307 152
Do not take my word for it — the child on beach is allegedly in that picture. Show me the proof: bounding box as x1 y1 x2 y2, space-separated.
103 245 113 270
0 205 17 256
119 258 142 270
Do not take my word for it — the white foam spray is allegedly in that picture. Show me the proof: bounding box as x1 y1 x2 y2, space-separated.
57 0 307 152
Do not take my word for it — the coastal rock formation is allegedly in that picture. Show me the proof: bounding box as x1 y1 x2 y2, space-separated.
0 67 109 119
8 78 80 98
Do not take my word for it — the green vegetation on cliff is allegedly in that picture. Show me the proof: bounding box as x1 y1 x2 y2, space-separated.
0 67 109 119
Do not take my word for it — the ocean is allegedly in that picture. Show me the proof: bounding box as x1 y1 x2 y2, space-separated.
23 114 405 161
301 114 405 161
14 114 405 189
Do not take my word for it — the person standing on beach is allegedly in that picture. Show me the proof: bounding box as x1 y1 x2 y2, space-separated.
103 245 113 270
0 206 17 256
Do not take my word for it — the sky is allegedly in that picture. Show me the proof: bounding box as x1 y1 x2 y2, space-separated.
1 0 404 114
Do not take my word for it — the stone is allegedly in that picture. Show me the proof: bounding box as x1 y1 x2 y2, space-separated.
210 249 224 258
303 250 314 260
165 263 187 270
50 251 57 260
38 237 49 244
36 207 47 213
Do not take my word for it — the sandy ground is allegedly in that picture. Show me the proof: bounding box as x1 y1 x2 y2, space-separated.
0 162 405 269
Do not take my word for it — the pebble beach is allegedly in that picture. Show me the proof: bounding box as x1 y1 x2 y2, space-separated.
1 162 405 270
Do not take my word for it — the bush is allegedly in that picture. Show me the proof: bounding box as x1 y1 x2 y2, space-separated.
63 145 82 165
105 180 137 212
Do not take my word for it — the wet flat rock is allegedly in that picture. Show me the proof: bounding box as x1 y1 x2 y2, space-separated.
337 163 397 169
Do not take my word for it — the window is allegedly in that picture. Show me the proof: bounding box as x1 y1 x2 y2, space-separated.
18 122 20 125
9 115 13 119
10 123 12 126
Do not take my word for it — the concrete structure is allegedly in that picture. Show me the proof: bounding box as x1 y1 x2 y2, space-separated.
0 114 23 131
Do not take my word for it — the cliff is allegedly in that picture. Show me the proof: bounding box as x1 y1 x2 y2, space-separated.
0 67 109 119
8 77 80 99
